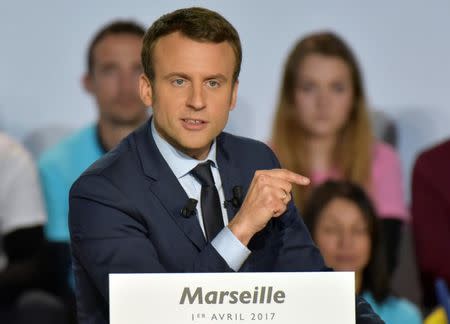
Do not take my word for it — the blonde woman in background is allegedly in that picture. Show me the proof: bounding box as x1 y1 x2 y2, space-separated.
271 31 407 274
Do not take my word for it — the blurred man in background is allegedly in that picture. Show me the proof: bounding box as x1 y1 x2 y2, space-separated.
38 20 149 319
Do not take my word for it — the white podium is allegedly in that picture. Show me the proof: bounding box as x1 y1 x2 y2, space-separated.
110 272 355 324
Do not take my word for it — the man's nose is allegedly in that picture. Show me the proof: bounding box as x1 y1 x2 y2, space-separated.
187 83 206 110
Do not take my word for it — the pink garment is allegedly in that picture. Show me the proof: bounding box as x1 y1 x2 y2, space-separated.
311 141 408 222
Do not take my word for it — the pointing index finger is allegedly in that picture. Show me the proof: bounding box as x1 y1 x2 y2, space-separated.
270 169 310 186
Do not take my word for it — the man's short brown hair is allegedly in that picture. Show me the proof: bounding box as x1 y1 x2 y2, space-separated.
142 7 242 83
87 20 145 74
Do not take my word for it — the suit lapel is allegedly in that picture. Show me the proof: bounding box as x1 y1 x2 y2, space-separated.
134 121 207 250
216 134 243 221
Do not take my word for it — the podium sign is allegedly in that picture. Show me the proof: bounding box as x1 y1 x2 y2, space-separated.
110 272 355 324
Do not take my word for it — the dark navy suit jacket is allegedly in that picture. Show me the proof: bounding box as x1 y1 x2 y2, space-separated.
69 121 383 323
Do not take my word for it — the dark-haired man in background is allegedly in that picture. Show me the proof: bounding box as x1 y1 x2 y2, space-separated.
69 8 383 324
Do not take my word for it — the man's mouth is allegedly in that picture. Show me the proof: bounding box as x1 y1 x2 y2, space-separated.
182 119 205 124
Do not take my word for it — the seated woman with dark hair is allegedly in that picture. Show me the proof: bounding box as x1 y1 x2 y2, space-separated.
303 180 421 324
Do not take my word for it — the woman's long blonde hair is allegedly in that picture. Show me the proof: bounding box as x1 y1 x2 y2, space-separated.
272 31 374 209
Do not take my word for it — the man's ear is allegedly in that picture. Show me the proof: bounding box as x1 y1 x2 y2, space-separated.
139 74 153 107
229 79 239 111
83 73 94 94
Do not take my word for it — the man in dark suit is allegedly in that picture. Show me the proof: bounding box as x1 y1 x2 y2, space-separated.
69 7 383 324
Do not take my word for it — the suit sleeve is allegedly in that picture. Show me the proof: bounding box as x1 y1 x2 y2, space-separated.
271 207 328 271
69 174 233 303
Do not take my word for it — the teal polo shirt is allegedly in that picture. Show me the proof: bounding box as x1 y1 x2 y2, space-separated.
38 124 104 242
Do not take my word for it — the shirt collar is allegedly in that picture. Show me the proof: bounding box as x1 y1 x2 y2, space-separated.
151 119 218 179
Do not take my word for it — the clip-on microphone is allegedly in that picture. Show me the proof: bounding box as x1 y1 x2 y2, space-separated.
224 185 243 208
181 198 198 218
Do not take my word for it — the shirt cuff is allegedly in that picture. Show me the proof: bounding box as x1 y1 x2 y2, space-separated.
211 227 251 271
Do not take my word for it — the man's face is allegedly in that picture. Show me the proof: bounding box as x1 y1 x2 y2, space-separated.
84 33 147 126
140 32 238 160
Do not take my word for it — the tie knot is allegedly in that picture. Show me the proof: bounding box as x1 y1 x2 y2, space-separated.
191 161 215 186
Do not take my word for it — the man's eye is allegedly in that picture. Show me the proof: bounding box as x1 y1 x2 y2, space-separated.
99 66 118 76
207 80 220 88
172 79 185 87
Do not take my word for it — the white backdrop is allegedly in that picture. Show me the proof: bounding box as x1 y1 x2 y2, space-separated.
1 0 449 201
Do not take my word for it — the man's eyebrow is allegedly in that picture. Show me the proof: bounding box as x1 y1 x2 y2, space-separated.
205 74 228 82
163 72 190 80
97 61 119 68
163 72 228 82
